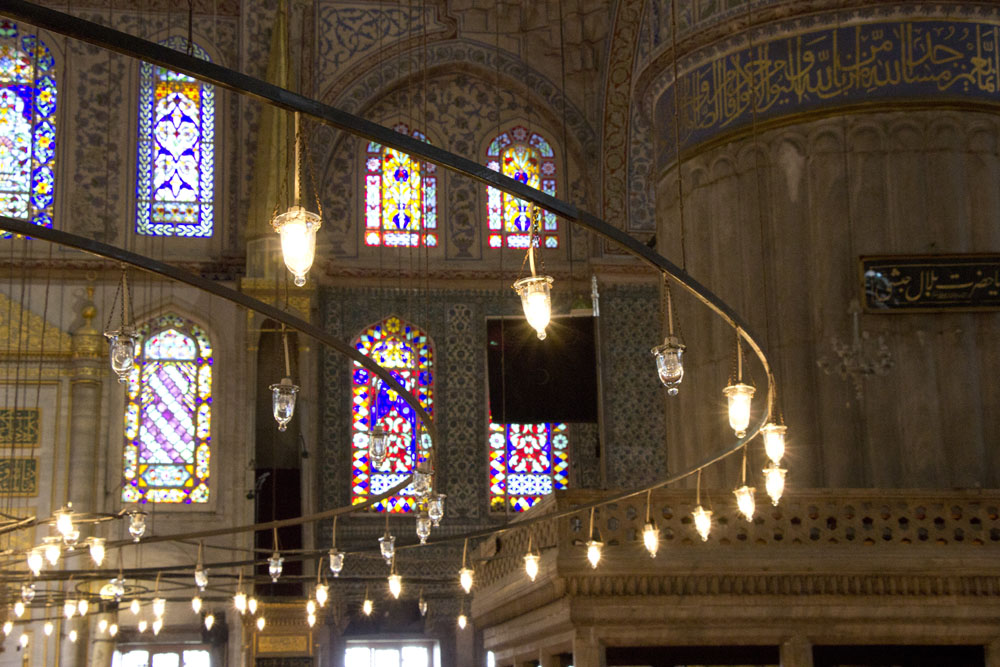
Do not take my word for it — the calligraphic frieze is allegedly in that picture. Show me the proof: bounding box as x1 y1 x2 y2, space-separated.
656 19 1000 163
0 458 38 495
0 409 40 446
862 255 1000 312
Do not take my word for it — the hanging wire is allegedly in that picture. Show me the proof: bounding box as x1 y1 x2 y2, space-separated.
669 0 688 271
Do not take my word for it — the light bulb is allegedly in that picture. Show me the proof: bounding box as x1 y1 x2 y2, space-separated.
194 565 208 591
269 378 299 431
138 619 148 633
55 507 74 538
362 598 373 616
315 583 328 607
248 597 258 615
513 275 554 340
379 535 395 564
692 505 712 541
98 618 108 633
418 594 427 617
523 552 539 582
128 511 147 542
272 205 322 286
268 552 284 582
416 513 431 544
234 591 247 614
14 601 24 618
651 336 685 395
388 573 402 599
21 582 35 603
734 485 756 522
27 548 43 576
368 423 388 469
307 612 316 627
43 536 61 565
109 623 119 637
762 423 787 464
152 597 166 618
64 599 76 619
723 382 755 438
19 632 29 647
329 549 345 577
204 614 215 631
69 629 78 643
191 596 202 614
306 599 316 615
459 567 474 594
77 599 89 616
111 577 126 601
104 328 138 383
586 540 603 569
152 617 163 635
89 537 106 567
642 521 660 558
427 494 446 527
764 462 787 506
44 621 53 636
129 598 141 616
457 613 468 630
256 616 266 631
2 621 11 635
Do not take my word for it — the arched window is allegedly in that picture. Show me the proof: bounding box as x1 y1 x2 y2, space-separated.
364 123 437 247
351 316 433 512
486 126 557 249
0 20 56 231
123 315 212 504
489 421 569 511
135 37 215 237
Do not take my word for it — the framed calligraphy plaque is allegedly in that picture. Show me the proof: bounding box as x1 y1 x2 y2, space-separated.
0 409 40 446
0 458 38 495
861 255 1000 312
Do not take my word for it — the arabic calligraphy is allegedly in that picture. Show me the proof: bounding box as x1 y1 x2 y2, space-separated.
0 458 37 495
862 255 1000 311
657 20 1000 160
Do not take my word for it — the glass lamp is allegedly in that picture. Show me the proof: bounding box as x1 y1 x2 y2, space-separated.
248 597 258 615
191 595 202 614
233 591 247 615
418 593 428 617
204 614 215 630
642 521 660 558
19 633 28 647
20 582 34 603
98 619 108 633
412 462 433 498
152 597 166 618
379 534 395 565
13 601 24 618
307 613 316 627
269 378 299 432
763 462 787 505
194 565 209 591
89 537 106 567
315 583 329 607
762 423 787 464
415 513 432 544
104 327 138 383
63 600 76 619
523 552 540 582
306 600 316 615
111 577 126 601
734 485 756 522
427 494 446 527
43 621 53 637
692 505 712 542
457 613 468 630
723 382 755 438
128 511 148 542
2 621 11 635
328 549 345 577
651 336 685 395
43 536 61 565
109 623 119 637
77 599 89 616
369 423 388 469
388 573 402 599
362 597 373 616
69 629 78 643
256 616 266 631
272 205 322 287
27 547 44 576
459 567 474 594
152 618 163 636
268 552 284 582
138 619 148 633
512 275 554 340
130 598 141 615
585 539 603 569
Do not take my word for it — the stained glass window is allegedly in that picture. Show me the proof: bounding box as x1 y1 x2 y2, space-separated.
364 123 437 247
0 20 56 233
351 316 433 513
486 126 557 250
136 37 214 237
489 421 569 512
123 314 212 504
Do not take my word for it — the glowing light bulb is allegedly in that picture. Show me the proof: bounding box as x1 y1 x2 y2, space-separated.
329 549 345 577
651 336 685 395
109 623 119 637
268 552 284 582
415 513 432 544
204 614 215 631
152 618 163 635
586 540 603 569
27 547 43 576
388 573 402 599
379 535 395 565
315 584 328 607
69 629 78 643
128 511 147 542
272 205 322 286
2 621 11 635
55 507 75 538
723 382 755 438
523 552 540 582
43 621 53 636
256 616 266 631
459 567 474 594
104 327 139 383
306 599 316 615
234 592 247 614
248 597 258 615
269 378 299 431
98 619 108 633
362 598 373 616
369 424 388 469
152 597 166 618
64 599 77 619
191 596 202 614
129 599 140 616
13 601 24 618
19 633 29 648
513 275 554 340
427 494 446 527
642 521 660 558
764 462 787 506
457 613 468 630
77 599 89 616
762 423 787 464
692 505 712 541
194 565 208 591
43 536 61 565
21 582 35 603
138 619 148 633
307 612 316 627
89 537 106 567
734 485 756 522
418 594 427 617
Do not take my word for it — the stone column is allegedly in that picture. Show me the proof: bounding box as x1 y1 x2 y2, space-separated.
986 640 1000 667
572 630 604 667
67 292 104 514
87 612 115 667
781 637 814 667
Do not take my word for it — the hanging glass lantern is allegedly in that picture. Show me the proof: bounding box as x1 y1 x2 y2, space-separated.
762 423 787 464
692 505 712 542
651 336 685 395
69 629 78 643
13 601 24 618
138 619 148 633
734 485 756 522
268 552 284 582
512 275 554 340
109 623 119 637
55 506 78 545
642 521 660 558
585 539 603 569
27 547 44 576
130 598 141 616
152 618 163 636
427 494 446 527
379 534 395 564
111 577 126 601
128 511 148 542
20 582 35 603
3 621 13 635
248 597 258 615
104 327 139 383
523 552 540 582
194 565 209 591
204 614 215 631
362 597 373 616
77 599 89 616
63 599 76 619
459 567 474 594
388 573 402 599
233 591 247 615
369 423 388 469
457 613 468 630
43 621 53 636
43 536 62 565
152 597 166 618
272 205 322 287
191 595 202 614
315 583 329 607
98 619 109 633
415 513 432 544
256 616 266 631
307 612 317 627
19 632 29 647
89 537 106 567
418 593 428 617
269 377 299 432
328 549 345 577
763 462 787 505
723 382 755 438
411 462 433 498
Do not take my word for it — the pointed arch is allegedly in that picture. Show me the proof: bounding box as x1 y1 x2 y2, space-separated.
364 122 437 247
485 126 558 249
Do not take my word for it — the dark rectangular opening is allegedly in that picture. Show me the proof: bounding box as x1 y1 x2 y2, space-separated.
813 645 985 667
605 645 780 666
253 468 303 598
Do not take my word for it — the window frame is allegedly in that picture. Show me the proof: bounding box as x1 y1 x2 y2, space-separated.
485 125 558 250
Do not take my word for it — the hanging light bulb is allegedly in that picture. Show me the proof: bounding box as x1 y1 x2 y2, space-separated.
152 597 166 619
98 618 109 633
43 621 53 636
194 566 208 591
129 598 141 616
109 623 119 637
77 599 89 616
692 505 713 541
388 573 402 600
191 595 202 614
204 614 215 631
64 599 77 619
268 552 284 582
734 485 756 522
89 537 106 567
3 620 12 635
459 567 474 594
315 583 329 608
128 511 147 542
55 506 78 544
427 494 446 527
269 378 299 432
457 613 468 630
651 336 685 395
43 536 62 565
415 513 432 544
379 534 395 565
418 592 428 617
19 632 29 648
27 547 44 576
21 582 35 603
642 521 660 558
763 462 787 505
362 597 373 616
328 549 345 577
306 599 316 615
111 577 126 601
152 618 163 636
13 601 25 618
272 205 322 287
723 382 755 438
586 540 603 569
411 462 433 499
234 591 247 615
69 629 78 643
307 612 316 627
523 552 540 582
248 597 258 615
368 423 388 469
138 619 148 633
762 422 787 464
104 326 139 384
512 275 554 340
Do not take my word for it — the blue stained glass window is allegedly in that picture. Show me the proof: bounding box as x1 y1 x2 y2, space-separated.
136 38 214 237
0 20 57 234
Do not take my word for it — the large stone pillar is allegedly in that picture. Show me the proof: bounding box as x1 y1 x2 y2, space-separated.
67 292 104 514
572 630 604 667
781 637 814 667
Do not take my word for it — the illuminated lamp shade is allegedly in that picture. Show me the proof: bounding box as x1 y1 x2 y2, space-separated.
111 577 126 601
69 629 78 643
642 521 660 558
138 619 148 633
27 547 43 576
388 574 402 599
459 567 474 594
306 599 316 615
268 552 284 582
269 378 299 432
43 621 53 636
256 616 266 631
191 596 202 614
723 382 755 438
1 621 10 636
379 535 395 565
130 599 141 616
763 462 787 506
233 592 247 615
512 275 554 340
585 540 603 569
152 618 163 635
651 336 685 396
104 327 139 383
20 582 34 603
307 612 316 627
418 594 428 617
13 601 24 618
64 600 76 619
762 423 787 464
427 494 446 527
19 633 28 648
204 614 215 631
128 511 148 542
56 506 79 547
329 549 345 577
152 597 166 618
457 613 468 630
315 584 329 607
248 597 258 615
109 623 119 637
194 565 209 591
89 537 106 567
734 485 756 522
97 619 108 633
272 205 322 287
43 536 62 565
523 552 540 582
368 424 388 469
77 599 89 616
416 513 432 544
692 505 712 542
362 598 373 616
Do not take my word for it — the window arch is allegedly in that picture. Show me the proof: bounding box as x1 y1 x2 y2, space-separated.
135 37 215 237
351 316 433 513
123 314 213 504
364 123 437 247
489 421 569 511
0 20 56 232
486 126 557 249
